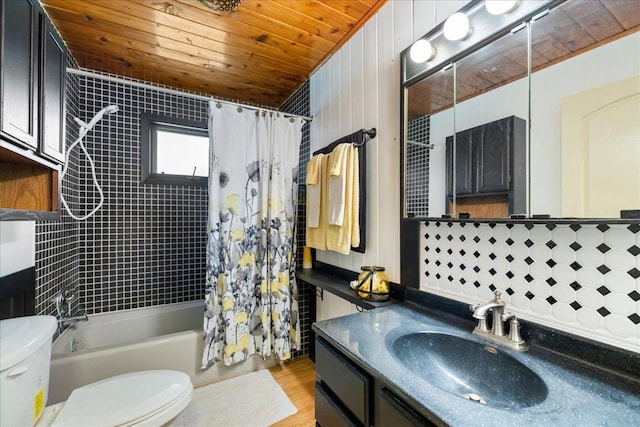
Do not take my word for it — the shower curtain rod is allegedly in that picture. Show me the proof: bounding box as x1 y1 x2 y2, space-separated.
66 68 313 122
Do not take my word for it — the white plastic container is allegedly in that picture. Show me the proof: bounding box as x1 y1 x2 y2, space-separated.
0 315 57 427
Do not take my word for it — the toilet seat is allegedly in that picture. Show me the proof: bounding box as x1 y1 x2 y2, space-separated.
51 370 193 427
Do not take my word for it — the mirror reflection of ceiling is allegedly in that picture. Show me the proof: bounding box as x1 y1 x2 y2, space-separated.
407 0 640 122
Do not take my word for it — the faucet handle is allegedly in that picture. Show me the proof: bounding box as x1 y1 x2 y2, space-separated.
493 290 503 302
501 311 515 322
507 317 524 344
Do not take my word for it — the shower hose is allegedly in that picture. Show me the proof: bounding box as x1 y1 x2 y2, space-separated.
59 105 119 220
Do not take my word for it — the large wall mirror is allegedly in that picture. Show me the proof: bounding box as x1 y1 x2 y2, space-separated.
402 0 640 221
530 1 640 219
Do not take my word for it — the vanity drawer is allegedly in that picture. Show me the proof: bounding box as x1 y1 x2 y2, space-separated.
379 388 437 427
315 382 359 427
315 338 370 426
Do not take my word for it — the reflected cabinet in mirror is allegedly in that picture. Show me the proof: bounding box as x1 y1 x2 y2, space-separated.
449 25 528 218
401 0 640 221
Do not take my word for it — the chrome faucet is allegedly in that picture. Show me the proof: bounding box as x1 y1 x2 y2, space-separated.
470 290 528 351
55 289 88 327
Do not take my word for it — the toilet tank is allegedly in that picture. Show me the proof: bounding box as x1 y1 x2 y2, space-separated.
0 315 57 427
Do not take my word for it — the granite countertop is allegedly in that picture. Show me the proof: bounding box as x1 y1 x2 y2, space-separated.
313 304 640 426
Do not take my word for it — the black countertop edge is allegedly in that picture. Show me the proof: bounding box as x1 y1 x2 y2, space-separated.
405 287 640 381
409 217 640 225
296 264 402 310
0 208 60 221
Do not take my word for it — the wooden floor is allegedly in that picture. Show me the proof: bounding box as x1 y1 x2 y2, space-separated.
269 357 316 427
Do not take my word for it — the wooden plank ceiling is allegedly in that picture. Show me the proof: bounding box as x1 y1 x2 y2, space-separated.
41 0 386 108
407 0 640 121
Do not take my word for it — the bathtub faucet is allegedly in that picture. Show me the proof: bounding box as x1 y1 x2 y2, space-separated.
55 289 88 327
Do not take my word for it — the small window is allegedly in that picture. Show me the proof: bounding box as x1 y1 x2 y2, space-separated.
140 113 208 187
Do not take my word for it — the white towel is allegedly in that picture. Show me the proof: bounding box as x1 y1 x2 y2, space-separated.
306 154 324 227
328 143 350 225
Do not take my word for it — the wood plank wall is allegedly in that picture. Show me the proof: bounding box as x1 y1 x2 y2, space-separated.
310 1 470 284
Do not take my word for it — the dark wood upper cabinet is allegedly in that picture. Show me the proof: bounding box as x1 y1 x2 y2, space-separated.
1 0 66 162
0 0 40 150
0 0 66 219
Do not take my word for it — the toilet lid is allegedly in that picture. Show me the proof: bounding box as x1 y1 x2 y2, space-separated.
52 370 192 427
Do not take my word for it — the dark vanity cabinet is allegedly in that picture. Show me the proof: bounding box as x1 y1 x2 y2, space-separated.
0 0 66 219
315 337 371 427
315 337 436 427
446 116 526 217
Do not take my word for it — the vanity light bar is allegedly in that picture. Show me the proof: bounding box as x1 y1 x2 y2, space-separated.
402 0 558 85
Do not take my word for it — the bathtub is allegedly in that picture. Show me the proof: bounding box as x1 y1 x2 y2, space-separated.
48 301 274 404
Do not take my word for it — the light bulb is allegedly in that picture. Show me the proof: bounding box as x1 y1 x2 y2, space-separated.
443 12 471 41
485 0 518 15
409 39 436 63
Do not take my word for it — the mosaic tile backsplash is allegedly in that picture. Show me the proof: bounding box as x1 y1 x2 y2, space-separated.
421 221 640 352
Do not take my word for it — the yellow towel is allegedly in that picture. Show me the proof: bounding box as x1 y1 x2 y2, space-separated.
306 155 328 250
306 154 324 227
306 154 322 185
328 143 349 176
351 149 360 248
327 145 360 254
327 144 350 225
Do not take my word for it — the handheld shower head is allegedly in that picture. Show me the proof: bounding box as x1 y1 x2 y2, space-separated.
83 105 120 131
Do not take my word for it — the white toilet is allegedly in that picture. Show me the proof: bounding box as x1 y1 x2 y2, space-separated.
0 315 193 427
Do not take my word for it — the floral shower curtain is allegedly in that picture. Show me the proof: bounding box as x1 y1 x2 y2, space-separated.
202 102 304 368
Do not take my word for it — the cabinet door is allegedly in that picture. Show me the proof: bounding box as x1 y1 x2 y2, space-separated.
39 12 66 163
476 118 511 193
0 0 40 149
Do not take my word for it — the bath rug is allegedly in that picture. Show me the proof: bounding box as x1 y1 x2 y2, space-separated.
170 369 297 427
